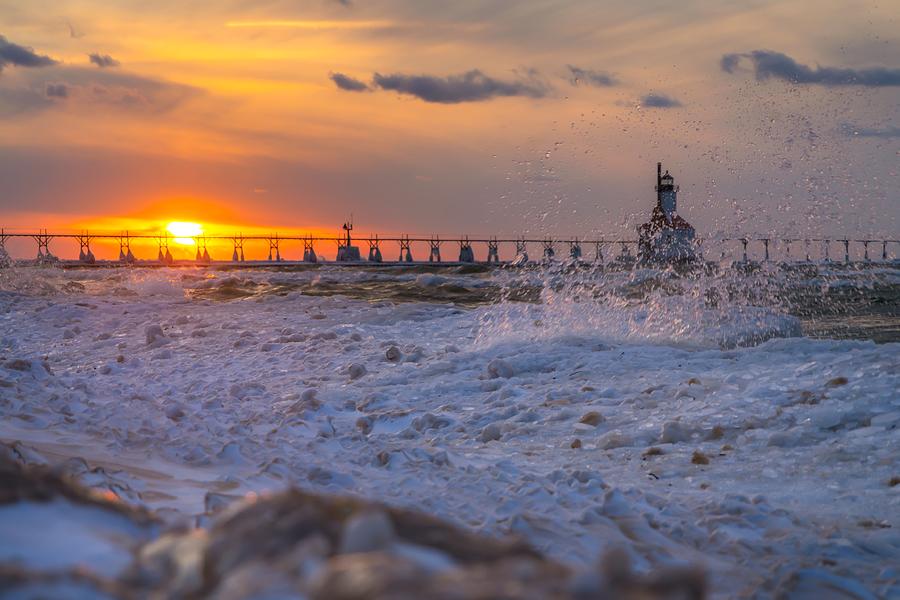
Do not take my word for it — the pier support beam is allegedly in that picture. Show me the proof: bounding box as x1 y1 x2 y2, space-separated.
195 237 211 263
741 238 748 262
804 239 811 263
512 239 528 265
119 232 135 263
232 235 245 262
863 241 870 262
824 240 830 262
542 239 555 261
486 238 500 263
883 241 889 262
569 240 582 261
762 239 770 262
303 237 317 263
842 240 850 264
399 236 413 262
458 237 474 263
76 231 95 264
0 229 9 267
594 242 604 264
157 235 173 264
367 237 382 262
32 230 54 262
429 237 442 263
268 235 281 262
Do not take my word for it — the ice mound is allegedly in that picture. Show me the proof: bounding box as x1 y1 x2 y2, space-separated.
0 446 158 580
0 450 708 599
135 489 705 599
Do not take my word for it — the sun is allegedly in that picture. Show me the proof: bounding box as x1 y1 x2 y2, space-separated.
166 221 202 245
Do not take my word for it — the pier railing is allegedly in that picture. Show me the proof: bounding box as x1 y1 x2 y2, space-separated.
0 229 897 266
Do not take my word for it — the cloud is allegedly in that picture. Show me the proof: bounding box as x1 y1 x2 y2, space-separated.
720 53 741 74
0 35 57 73
0 66 202 117
372 69 549 103
640 93 681 108
721 50 900 86
45 83 68 98
566 65 616 87
330 72 369 92
226 20 391 30
67 22 85 39
840 123 900 139
89 53 120 68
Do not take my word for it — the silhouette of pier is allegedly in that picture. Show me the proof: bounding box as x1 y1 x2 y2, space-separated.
0 228 897 267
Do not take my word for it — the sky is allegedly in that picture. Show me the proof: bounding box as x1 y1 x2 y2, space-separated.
0 0 898 252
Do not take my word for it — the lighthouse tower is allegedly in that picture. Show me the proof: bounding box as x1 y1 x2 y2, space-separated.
657 163 678 221
638 162 697 262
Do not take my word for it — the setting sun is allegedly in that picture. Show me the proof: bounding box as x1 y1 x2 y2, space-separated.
166 221 202 245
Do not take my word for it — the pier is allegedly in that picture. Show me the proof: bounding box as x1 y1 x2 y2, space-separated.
0 228 897 267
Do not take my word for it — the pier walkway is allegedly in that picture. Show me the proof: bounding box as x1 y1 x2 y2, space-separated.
1 229 898 266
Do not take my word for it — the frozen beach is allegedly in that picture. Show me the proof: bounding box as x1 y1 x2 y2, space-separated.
1 263 898 598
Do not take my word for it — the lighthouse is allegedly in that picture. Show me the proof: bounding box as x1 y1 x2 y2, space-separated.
658 164 677 219
638 163 697 262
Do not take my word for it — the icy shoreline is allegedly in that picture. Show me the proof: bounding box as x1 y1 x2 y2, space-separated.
1 266 898 598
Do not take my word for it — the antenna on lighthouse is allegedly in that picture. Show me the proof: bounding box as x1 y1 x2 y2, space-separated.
657 162 662 207
342 214 353 249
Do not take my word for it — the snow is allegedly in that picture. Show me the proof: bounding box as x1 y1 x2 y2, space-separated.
0 265 898 597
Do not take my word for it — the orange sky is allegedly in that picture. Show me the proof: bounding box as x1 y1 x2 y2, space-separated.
0 0 898 253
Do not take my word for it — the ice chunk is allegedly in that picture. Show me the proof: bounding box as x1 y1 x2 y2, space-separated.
486 359 514 379
348 363 368 380
660 420 694 443
478 423 502 443
145 324 167 346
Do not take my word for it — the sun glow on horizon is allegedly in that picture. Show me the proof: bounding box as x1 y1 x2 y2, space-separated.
166 221 203 245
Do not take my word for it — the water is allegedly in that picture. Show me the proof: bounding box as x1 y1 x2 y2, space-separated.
3 261 898 344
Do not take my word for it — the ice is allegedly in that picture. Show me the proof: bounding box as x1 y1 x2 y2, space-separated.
0 499 148 577
0 265 898 597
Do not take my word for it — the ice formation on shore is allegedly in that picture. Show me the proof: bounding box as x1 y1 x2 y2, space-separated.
0 265 897 598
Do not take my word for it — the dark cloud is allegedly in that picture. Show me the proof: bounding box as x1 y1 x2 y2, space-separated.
566 65 616 87
45 83 68 98
89 53 120 68
640 93 681 108
330 72 369 92
840 123 900 139
720 53 741 73
333 0 352 6
721 50 900 86
0 66 201 117
372 69 549 103
0 35 56 73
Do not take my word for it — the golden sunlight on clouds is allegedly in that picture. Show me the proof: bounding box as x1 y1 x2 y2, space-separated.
0 0 896 239
225 20 396 30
